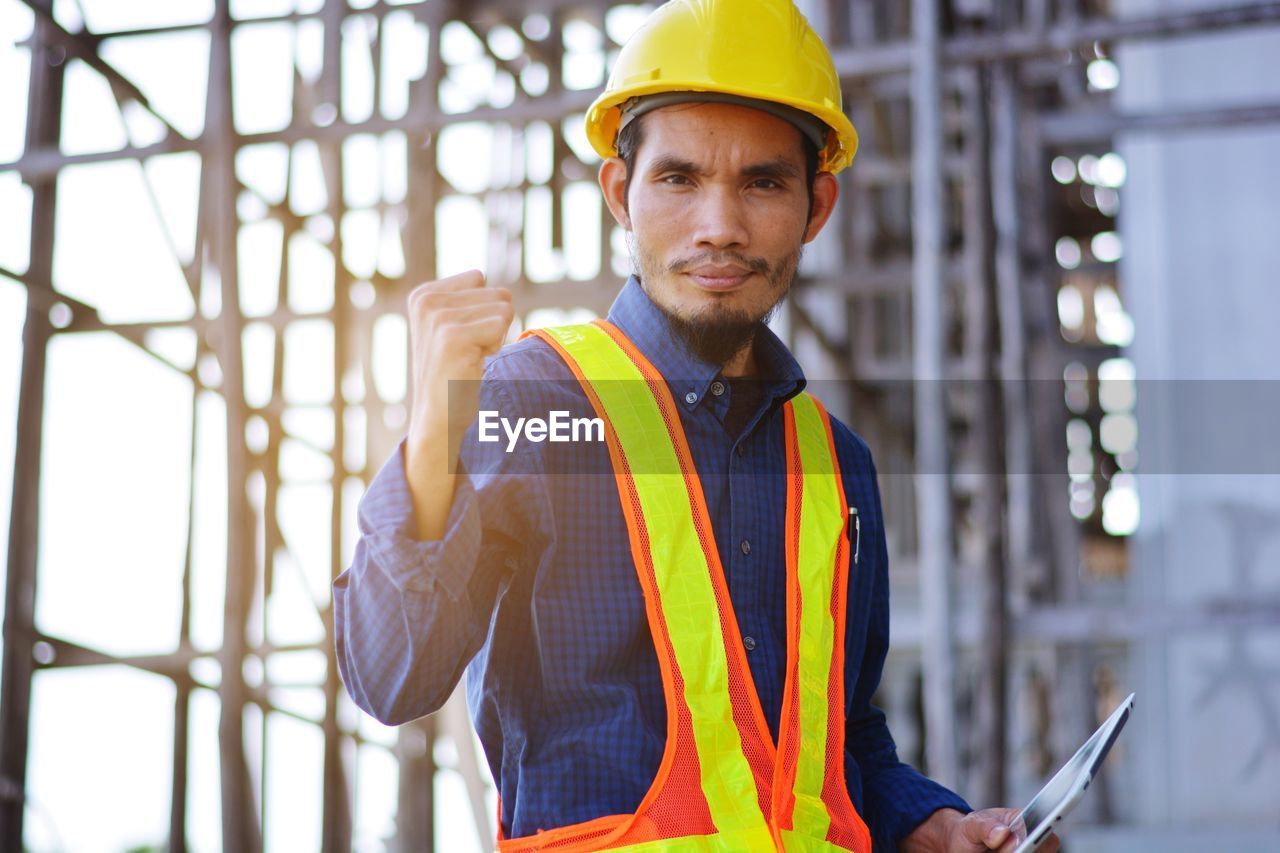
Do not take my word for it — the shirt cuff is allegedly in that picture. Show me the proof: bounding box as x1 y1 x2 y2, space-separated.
356 435 483 601
866 764 972 849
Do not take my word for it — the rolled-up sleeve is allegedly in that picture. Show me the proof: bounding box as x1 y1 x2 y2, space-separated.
333 367 549 725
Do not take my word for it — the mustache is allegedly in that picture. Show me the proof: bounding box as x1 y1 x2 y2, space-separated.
665 251 771 276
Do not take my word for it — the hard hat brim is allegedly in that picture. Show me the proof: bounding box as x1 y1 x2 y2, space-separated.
587 80 859 174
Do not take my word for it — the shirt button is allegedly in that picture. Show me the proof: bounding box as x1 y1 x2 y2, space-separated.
743 636 757 651
684 391 697 405
740 539 751 555
736 443 745 457
710 380 725 396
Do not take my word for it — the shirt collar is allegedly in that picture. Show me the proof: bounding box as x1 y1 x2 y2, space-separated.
603 275 807 411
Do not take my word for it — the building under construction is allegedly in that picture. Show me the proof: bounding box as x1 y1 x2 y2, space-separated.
2 0 1278 850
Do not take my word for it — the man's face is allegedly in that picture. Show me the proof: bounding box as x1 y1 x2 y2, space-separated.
599 102 838 366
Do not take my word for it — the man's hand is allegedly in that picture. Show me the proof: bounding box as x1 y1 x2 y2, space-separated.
403 269 514 541
899 807 1060 853
407 269 514 447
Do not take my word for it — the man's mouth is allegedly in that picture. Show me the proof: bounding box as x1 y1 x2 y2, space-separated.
683 265 754 291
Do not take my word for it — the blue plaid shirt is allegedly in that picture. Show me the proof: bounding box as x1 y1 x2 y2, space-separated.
333 276 970 849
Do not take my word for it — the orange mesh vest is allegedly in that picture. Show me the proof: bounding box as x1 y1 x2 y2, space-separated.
495 320 872 853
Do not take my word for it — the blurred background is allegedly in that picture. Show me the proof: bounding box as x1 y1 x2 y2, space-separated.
1 0 1278 850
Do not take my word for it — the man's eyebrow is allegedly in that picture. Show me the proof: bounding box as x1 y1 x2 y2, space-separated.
647 155 708 176
645 155 801 181
741 158 801 181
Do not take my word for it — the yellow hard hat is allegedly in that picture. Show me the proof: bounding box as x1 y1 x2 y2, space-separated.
584 0 859 173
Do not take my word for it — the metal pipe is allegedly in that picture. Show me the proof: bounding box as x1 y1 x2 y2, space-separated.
1041 100 1280 142
319 2 354 849
911 0 959 789
0 3 61 845
208 1 262 849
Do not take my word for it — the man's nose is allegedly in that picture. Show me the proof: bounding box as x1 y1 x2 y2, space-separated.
689 186 750 250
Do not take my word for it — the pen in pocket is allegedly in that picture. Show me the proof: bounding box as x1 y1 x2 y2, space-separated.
848 506 860 564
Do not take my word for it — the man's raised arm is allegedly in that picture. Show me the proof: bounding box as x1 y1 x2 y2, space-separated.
331 270 545 724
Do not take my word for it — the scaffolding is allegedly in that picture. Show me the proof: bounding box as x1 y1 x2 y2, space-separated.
3 0 1279 850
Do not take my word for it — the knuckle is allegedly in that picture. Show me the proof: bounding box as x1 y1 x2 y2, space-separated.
409 280 437 300
421 290 448 311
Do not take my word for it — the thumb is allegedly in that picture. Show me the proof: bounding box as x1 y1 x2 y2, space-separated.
961 809 1020 848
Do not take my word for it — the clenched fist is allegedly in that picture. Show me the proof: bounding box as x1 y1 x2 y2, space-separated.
406 269 514 441
403 269 514 540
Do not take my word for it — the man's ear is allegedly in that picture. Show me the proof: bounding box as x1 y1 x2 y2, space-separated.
802 171 840 243
599 157 632 231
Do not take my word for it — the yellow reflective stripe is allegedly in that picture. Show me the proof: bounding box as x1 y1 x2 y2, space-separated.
779 828 857 851
788 393 844 841
539 323 770 840
610 826 853 853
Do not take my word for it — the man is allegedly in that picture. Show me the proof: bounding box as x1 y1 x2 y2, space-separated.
334 1 1057 850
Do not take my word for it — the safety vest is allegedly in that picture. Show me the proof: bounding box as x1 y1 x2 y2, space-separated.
496 319 871 853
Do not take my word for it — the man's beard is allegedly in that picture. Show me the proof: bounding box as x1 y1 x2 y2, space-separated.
630 237 802 369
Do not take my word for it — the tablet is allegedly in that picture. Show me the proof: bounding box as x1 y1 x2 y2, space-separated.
1011 692 1136 853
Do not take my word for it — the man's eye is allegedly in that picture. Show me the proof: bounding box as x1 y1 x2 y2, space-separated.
661 174 691 185
751 179 782 190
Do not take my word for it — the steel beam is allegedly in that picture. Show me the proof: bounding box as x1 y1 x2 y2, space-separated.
953 63 1010 807
1041 100 1280 143
391 2 448 849
0 88 600 179
889 595 1280 646
911 0 959 788
0 3 62 847
319 2 354 850
207 1 262 850
831 2 1280 77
